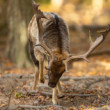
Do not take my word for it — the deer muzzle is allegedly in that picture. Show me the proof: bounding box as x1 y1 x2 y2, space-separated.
48 82 57 88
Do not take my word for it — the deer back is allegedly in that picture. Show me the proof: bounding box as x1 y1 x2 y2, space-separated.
28 12 70 55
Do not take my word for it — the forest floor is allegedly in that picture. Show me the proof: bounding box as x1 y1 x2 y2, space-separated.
0 32 110 110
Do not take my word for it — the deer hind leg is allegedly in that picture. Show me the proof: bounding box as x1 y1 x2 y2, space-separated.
32 50 45 89
33 49 45 87
34 47 45 83
29 41 39 90
33 65 39 90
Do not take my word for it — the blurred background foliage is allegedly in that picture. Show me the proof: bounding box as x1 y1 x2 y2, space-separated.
35 0 51 4
0 0 110 68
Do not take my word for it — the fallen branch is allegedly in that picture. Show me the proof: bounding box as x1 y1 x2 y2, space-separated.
25 91 52 97
70 76 110 89
24 91 96 98
95 106 110 110
71 76 110 81
5 103 110 110
86 77 110 89
7 104 67 110
66 93 95 97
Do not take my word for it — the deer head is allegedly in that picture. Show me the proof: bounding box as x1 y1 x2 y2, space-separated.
47 59 65 88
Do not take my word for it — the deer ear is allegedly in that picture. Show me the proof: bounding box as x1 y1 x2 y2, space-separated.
32 0 40 12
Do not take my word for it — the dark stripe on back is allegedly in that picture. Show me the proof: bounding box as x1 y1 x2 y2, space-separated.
51 13 63 53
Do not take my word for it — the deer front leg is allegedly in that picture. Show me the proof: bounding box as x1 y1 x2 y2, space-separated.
57 81 63 96
39 54 45 83
52 82 64 105
52 87 58 105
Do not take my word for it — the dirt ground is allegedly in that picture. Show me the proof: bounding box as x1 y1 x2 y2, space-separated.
0 30 110 110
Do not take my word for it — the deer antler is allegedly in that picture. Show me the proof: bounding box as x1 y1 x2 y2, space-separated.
63 25 110 72
32 0 39 12
33 1 54 61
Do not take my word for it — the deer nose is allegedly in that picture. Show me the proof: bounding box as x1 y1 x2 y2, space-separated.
48 82 56 88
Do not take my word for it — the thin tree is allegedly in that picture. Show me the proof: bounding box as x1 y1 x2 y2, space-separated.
6 0 33 67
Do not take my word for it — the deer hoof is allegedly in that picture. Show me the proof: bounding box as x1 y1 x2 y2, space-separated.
53 102 58 105
52 99 58 105
32 85 37 90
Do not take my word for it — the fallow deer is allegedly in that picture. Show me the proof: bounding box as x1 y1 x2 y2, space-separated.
28 1 110 105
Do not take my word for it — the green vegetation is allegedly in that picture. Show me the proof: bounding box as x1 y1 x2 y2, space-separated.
35 0 50 4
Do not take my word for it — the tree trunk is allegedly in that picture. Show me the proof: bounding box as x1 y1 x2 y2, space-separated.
6 0 33 67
